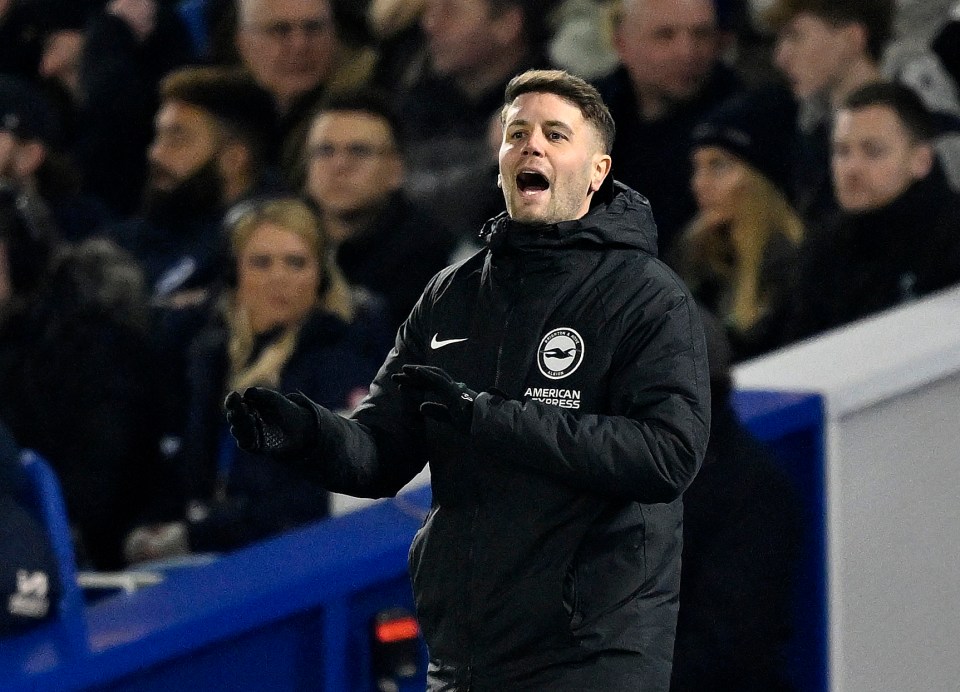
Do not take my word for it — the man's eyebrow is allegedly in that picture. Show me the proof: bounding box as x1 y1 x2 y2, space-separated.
505 118 574 132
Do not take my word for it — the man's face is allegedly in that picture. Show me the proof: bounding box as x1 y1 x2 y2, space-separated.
832 105 933 213
39 30 85 97
236 0 338 110
614 0 720 103
0 127 47 186
147 101 222 193
304 110 402 222
498 92 611 224
420 0 503 79
774 13 852 100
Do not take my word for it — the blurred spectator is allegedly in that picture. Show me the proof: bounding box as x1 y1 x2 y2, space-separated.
300 88 455 330
125 198 392 560
105 65 282 307
673 86 804 361
233 0 377 166
0 73 111 242
0 206 172 569
33 0 101 104
671 307 802 691
71 0 195 216
545 0 618 80
367 0 427 92
395 0 554 241
0 419 60 636
0 184 57 313
0 0 49 76
596 0 743 260
104 66 285 443
787 82 960 342
932 3 960 93
764 0 893 228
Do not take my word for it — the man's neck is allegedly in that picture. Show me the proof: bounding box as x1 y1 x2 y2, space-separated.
223 171 254 208
323 203 385 246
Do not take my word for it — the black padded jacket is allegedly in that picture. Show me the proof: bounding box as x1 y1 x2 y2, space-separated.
294 183 711 690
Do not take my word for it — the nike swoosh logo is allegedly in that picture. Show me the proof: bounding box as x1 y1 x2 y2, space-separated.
431 333 468 349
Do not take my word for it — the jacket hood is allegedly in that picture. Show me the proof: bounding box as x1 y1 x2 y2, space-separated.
482 181 659 257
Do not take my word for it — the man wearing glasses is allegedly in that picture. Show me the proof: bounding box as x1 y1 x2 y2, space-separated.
235 0 377 163
302 89 455 329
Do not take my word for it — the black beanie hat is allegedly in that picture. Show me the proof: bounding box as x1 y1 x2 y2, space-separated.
690 86 799 196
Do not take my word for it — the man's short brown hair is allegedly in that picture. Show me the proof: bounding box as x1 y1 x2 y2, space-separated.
501 69 616 154
763 0 893 62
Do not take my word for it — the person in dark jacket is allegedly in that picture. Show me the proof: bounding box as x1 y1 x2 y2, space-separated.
786 81 960 342
671 309 801 691
223 70 711 690
595 0 743 261
124 197 392 560
300 88 455 330
0 235 172 570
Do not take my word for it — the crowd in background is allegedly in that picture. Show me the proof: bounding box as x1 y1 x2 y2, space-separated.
1 0 959 686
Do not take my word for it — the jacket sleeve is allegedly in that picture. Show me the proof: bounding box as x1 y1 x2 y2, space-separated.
285 279 441 499
471 284 711 504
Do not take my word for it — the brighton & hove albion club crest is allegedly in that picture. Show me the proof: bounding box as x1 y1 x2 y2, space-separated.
537 328 584 380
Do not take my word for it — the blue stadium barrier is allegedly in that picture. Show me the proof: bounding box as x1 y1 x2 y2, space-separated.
0 390 827 691
17 450 88 656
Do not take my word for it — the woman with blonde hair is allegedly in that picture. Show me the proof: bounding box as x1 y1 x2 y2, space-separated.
674 87 805 361
125 197 391 561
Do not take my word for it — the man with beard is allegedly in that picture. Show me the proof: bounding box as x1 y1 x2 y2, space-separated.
105 65 282 306
103 66 284 472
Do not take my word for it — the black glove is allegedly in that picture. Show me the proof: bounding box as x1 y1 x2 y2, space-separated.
391 365 477 433
223 387 316 456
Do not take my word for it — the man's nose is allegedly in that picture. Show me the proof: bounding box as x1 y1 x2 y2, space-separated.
522 132 545 156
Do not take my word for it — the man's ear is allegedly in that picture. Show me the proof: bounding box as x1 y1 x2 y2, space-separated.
497 172 503 189
589 153 612 193
383 152 404 192
843 21 868 58
909 142 934 180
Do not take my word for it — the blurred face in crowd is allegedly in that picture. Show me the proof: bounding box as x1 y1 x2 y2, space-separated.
144 100 230 220
614 0 720 106
498 92 611 224
773 13 858 100
304 110 402 234
0 131 45 183
831 104 933 213
420 0 518 80
691 145 749 223
236 0 339 112
237 221 321 333
39 30 85 98
147 101 221 192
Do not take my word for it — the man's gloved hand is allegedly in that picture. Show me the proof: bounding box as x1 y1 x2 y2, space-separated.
392 365 477 433
223 387 316 456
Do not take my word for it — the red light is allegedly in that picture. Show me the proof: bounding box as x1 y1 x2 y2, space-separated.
375 616 420 643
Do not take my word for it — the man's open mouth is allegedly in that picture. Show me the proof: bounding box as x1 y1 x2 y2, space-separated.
517 171 550 195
